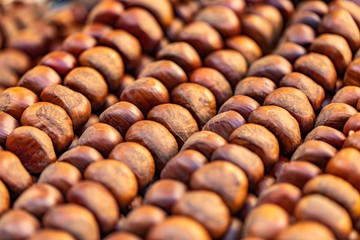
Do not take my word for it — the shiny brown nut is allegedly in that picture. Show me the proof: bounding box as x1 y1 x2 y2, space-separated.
6 126 56 174
100 93 124 112
144 179 186 212
249 4 283 37
117 7 163 53
230 123 279 170
335 79 344 92
43 204 100 240
225 35 262 65
38 162 81 195
77 123 123 157
315 103 357 131
40 85 91 130
176 21 223 57
64 67 108 111
87 0 124 25
156 42 201 72
171 83 216 127
202 111 245 141
172 190 231 238
211 143 264 188
276 221 336 240
0 180 9 215
257 183 301 214
0 209 40 239
190 161 248 213
83 23 112 40
8 29 47 59
99 101 144 137
249 106 301 155
0 111 18 146
271 156 290 179
290 10 321 29
0 151 32 196
117 74 135 96
279 72 325 112
165 17 184 41
100 30 141 71
294 53 337 92
243 204 289 239
39 51 77 77
62 32 97 57
295 194 352 240
109 142 155 190
310 34 352 75
222 218 242 240
101 91 120 108
67 180 119 234
247 55 292 84
204 50 247 88
0 67 17 88
160 150 207 184
346 230 360 240
146 216 211 240
0 49 30 75
120 77 169 115
105 232 141 240
281 23 315 47
102 94 122 112
237 193 258 221
190 67 232 106
79 46 124 90
327 148 360 192
175 1 201 23
120 0 173 27
344 113 360 136
21 102 74 153
344 58 360 86
277 161 321 189
234 77 276 105
304 174 360 221
305 126 346 149
78 114 99 136
255 175 276 197
58 146 103 173
18 66 61 96
194 5 240 37
13 183 63 218
268 0 294 21
29 229 76 240
0 86 38 121
125 120 178 171
332 86 360 108
344 131 360 151
122 205 166 237
330 0 360 28
291 140 337 169
319 8 360 51
147 103 198 147
297 1 328 16
273 42 306 64
181 131 226 159
264 87 315 134
135 55 154 77
219 95 260 121
241 14 274 53
85 160 138 208
138 60 187 91
200 0 245 17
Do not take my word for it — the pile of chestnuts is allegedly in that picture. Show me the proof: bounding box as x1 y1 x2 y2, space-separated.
0 0 360 239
